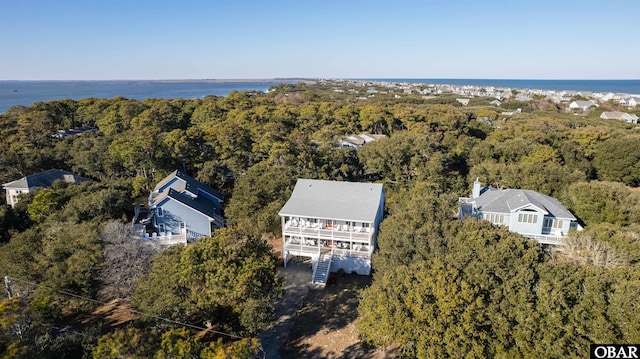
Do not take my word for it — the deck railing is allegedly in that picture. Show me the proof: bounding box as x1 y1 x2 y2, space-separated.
282 224 372 242
523 234 564 246
284 241 370 258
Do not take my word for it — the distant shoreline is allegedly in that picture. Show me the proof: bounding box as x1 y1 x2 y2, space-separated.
0 78 313 83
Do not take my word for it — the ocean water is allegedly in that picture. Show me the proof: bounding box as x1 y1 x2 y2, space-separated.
1 79 639 115
0 80 297 114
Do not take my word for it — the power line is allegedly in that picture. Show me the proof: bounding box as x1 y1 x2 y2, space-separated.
4 275 243 340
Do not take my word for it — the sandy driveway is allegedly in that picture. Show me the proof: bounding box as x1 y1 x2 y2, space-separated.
258 261 312 358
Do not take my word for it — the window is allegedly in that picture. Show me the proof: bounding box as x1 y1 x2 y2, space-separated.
157 207 164 217
158 224 165 233
544 218 563 229
483 213 504 225
517 212 537 224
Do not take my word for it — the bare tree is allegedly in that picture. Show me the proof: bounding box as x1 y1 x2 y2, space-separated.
97 221 159 301
562 235 628 268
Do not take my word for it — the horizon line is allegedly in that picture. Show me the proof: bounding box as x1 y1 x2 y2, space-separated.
1 77 639 82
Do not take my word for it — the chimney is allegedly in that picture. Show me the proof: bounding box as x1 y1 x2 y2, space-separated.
472 178 481 198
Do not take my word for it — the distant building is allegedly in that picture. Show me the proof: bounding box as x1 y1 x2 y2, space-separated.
51 126 96 139
515 94 532 102
338 133 387 149
569 100 598 111
2 169 91 208
456 98 471 106
628 97 640 108
600 111 639 124
458 179 582 245
279 179 385 286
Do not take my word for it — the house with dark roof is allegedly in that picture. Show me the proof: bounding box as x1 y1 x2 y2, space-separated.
458 179 582 245
2 169 91 208
279 179 385 286
138 170 224 245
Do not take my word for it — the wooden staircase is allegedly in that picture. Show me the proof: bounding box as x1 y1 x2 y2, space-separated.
312 250 332 287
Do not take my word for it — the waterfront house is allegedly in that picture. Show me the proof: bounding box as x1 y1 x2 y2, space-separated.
2 169 91 208
136 170 224 245
279 179 385 286
458 179 582 245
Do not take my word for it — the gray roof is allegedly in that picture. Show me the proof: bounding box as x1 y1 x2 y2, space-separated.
156 188 220 219
154 170 223 202
2 169 91 189
572 100 595 107
151 170 223 218
279 179 384 222
473 188 576 220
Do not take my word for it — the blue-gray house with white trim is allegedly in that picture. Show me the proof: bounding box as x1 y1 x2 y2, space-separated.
459 179 582 245
143 170 224 243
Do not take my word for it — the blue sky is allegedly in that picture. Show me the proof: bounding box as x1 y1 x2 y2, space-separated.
1 0 639 80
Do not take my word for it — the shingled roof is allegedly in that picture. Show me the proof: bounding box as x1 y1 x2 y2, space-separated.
150 170 224 220
153 170 223 203
474 188 576 220
279 179 384 222
2 169 91 189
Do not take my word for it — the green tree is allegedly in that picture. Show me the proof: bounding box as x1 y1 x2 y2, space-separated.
134 228 282 335
593 136 640 186
225 162 297 235
561 181 640 226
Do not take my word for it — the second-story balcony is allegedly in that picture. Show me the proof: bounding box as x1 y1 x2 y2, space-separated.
281 216 373 243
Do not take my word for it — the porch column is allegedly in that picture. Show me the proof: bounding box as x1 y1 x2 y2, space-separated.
281 216 287 268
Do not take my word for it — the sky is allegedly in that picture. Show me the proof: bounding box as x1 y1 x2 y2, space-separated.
0 0 639 80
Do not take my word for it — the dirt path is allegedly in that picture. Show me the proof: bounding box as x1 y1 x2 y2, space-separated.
263 236 395 358
282 274 396 359
258 261 312 359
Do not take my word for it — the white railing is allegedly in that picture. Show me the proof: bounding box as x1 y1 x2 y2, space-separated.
282 224 372 242
283 241 370 258
141 232 188 246
186 229 207 240
523 234 564 246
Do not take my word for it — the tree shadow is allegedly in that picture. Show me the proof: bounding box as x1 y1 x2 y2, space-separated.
282 274 375 358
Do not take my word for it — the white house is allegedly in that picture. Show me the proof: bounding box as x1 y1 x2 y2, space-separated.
279 179 385 286
628 97 640 108
459 179 582 245
137 170 224 245
2 169 91 208
569 100 598 111
600 111 639 124
456 98 471 106
338 133 387 149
